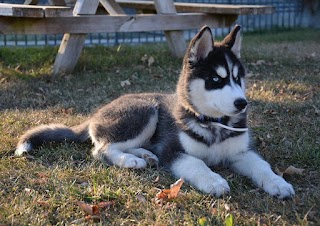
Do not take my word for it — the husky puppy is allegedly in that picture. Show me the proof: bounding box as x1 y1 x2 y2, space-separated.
16 25 294 198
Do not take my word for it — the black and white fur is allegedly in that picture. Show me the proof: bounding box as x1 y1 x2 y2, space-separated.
15 25 294 199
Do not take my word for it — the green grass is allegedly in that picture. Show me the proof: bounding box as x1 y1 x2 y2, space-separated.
1 28 319 225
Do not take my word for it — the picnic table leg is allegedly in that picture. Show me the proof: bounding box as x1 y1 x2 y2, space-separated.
154 0 187 58
100 0 125 15
52 0 100 76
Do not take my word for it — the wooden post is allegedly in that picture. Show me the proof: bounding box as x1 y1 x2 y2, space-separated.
100 0 125 15
52 0 99 76
154 0 187 58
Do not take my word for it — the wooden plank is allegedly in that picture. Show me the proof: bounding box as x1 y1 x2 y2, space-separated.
154 0 187 58
73 0 99 15
116 0 275 15
0 3 44 17
44 6 72 17
100 0 125 15
0 3 72 18
0 13 238 35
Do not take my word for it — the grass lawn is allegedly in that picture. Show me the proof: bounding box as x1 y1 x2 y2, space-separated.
0 28 319 225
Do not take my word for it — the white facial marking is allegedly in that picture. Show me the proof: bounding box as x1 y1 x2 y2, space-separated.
233 65 239 79
215 66 227 78
188 78 246 117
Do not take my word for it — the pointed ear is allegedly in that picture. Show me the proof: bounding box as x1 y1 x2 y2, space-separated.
188 26 213 62
222 25 242 58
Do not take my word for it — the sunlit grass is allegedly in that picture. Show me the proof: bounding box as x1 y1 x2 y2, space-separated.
0 29 319 225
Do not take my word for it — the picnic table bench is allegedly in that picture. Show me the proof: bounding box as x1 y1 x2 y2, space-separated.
0 0 274 76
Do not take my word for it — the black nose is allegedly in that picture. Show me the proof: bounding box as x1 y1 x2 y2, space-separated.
234 98 247 110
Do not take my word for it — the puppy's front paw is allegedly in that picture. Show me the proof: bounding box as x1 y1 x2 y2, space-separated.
262 175 295 199
197 173 230 197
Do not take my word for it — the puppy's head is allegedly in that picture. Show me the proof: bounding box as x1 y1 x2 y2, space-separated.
178 25 247 118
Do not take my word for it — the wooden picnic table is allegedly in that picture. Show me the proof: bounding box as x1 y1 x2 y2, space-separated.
0 0 274 76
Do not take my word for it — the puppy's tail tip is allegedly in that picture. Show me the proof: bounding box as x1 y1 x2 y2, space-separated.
15 122 90 156
15 141 32 156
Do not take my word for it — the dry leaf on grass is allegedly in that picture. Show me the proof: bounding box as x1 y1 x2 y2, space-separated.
77 201 114 215
148 56 155 67
74 200 114 223
275 165 305 177
120 79 131 87
155 178 184 205
76 201 95 215
284 166 304 175
97 201 114 208
141 54 155 67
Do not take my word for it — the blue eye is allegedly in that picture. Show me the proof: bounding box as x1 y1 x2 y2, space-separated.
213 76 220 82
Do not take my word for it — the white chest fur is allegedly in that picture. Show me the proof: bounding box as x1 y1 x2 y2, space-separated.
179 131 250 166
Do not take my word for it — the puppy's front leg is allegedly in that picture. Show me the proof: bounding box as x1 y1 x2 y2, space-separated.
229 151 295 199
170 153 230 197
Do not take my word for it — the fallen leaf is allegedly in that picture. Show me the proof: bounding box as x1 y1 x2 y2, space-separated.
284 165 304 175
97 201 114 208
275 167 283 177
0 77 7 84
120 79 131 87
155 178 184 204
148 56 155 67
92 205 100 215
141 54 148 63
169 178 184 198
275 165 305 178
76 201 94 215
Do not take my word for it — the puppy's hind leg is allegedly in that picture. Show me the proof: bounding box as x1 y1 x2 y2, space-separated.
90 102 159 169
125 148 159 167
91 142 148 168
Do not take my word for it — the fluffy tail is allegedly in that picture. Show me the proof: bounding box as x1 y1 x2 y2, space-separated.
15 121 90 156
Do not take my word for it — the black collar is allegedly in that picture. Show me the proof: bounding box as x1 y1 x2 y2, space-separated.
197 114 229 125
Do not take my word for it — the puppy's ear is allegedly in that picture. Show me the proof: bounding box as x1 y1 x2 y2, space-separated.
222 25 242 58
188 26 213 63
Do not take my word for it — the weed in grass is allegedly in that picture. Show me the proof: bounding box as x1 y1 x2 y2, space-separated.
0 29 319 225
